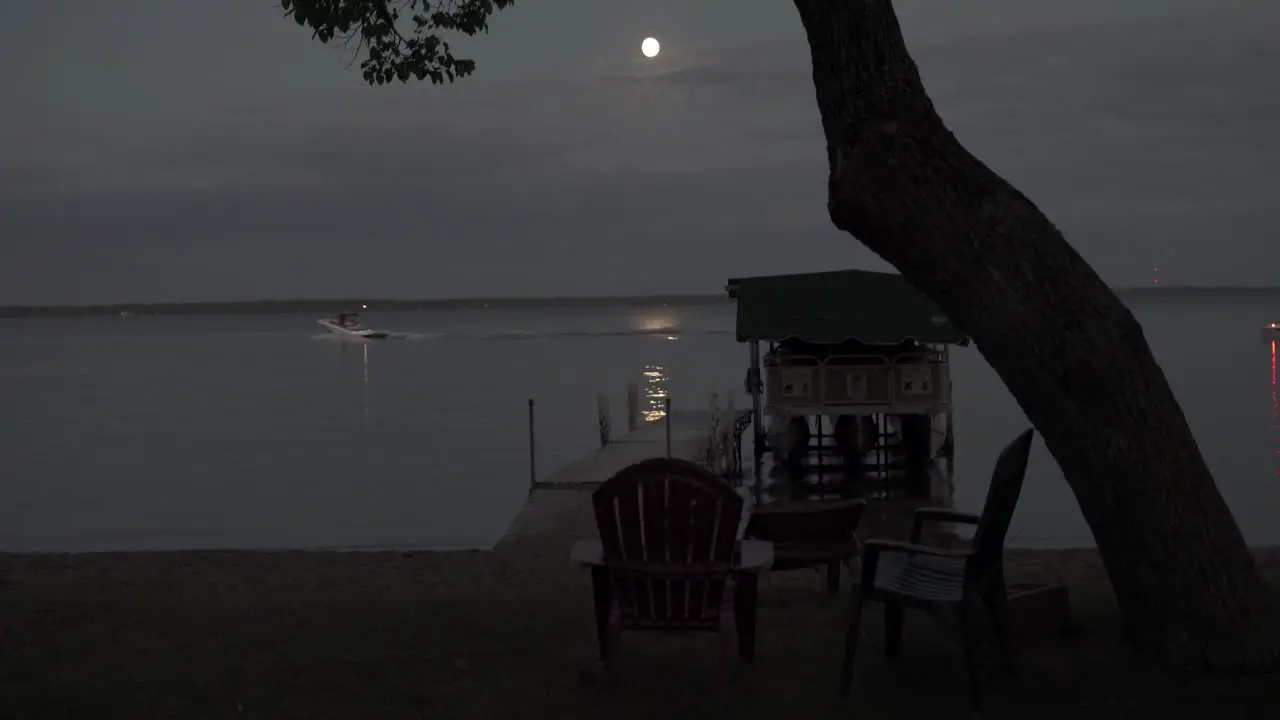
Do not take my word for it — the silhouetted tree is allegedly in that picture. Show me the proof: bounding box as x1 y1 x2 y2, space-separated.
280 0 1280 672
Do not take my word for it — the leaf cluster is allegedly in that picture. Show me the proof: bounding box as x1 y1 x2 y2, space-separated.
280 0 515 86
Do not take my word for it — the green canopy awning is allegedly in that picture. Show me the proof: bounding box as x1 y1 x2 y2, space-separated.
725 268 968 345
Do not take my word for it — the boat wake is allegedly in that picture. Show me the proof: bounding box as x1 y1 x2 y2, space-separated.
311 328 729 342
311 332 435 342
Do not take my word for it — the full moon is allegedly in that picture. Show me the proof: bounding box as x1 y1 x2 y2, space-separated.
641 37 660 58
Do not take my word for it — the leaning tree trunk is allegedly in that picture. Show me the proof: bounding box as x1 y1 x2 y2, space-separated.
791 0 1280 671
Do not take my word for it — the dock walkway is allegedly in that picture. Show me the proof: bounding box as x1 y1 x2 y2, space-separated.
498 409 749 547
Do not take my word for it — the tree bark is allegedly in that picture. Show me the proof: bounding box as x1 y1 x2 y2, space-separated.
791 0 1279 671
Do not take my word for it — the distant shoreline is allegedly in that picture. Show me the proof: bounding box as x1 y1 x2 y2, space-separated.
0 285 1274 319
0 294 733 319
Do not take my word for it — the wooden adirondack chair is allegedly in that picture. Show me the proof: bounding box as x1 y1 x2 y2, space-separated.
570 457 773 703
838 427 1035 710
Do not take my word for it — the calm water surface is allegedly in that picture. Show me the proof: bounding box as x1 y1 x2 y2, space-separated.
1 295 1276 551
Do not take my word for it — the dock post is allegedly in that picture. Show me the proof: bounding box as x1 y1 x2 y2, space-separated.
944 408 956 466
664 396 672 457
527 398 536 492
597 392 611 447
706 392 722 473
626 381 640 432
747 341 765 473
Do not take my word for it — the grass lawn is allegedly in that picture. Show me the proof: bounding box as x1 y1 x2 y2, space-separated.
1 548 1277 719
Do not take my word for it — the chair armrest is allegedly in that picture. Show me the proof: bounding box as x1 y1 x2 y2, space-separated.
735 540 774 571
910 507 981 543
860 539 973 587
864 539 973 560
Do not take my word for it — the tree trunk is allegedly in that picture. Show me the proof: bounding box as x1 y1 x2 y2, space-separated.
791 0 1279 671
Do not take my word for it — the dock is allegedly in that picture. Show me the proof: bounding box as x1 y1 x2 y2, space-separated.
498 408 749 547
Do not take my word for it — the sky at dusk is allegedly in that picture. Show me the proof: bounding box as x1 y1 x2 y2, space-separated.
1 0 1277 304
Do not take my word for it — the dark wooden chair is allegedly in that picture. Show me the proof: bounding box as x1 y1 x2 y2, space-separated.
838 428 1035 710
570 457 773 705
742 498 866 593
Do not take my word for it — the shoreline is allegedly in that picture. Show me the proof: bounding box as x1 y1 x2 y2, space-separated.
0 543 1274 557
2 540 1273 559
1 285 1275 319
0 294 733 319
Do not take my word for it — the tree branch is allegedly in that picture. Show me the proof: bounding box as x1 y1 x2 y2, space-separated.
792 0 1280 672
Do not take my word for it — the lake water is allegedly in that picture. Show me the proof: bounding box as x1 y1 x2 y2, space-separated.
1 293 1277 552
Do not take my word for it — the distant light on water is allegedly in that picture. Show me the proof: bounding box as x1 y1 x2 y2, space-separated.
642 364 669 422
636 313 676 333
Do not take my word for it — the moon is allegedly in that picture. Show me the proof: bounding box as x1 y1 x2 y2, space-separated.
641 37 660 58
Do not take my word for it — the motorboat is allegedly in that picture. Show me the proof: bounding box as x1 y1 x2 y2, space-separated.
317 312 389 339
1265 322 1280 343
